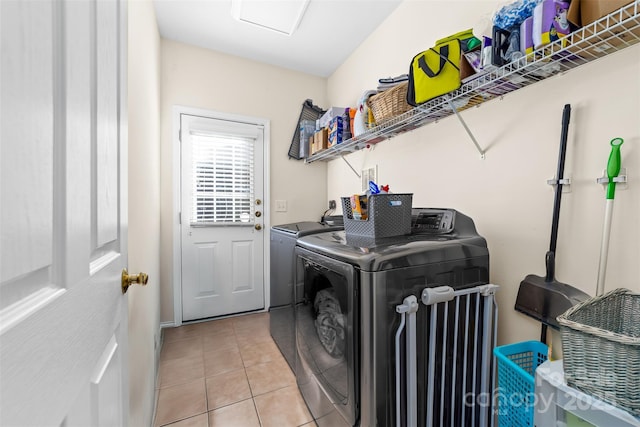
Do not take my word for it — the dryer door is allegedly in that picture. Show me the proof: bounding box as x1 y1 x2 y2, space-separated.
294 247 357 426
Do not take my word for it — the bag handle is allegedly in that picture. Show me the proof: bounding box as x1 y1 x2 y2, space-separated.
417 45 460 78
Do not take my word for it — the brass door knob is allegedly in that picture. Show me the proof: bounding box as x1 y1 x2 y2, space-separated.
122 268 149 294
255 224 262 231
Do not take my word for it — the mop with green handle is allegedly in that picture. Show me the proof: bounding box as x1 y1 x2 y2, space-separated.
596 137 624 296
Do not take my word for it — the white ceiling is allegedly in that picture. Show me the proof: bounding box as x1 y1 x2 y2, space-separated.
153 0 403 77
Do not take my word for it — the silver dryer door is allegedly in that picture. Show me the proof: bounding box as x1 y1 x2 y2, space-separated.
294 246 358 426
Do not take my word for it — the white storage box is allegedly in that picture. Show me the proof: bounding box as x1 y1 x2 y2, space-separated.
318 107 346 129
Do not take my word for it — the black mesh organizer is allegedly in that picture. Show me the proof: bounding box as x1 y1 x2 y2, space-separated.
288 99 325 160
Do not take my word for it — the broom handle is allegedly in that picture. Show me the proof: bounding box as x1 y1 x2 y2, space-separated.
595 138 624 296
542 104 571 344
548 104 571 259
596 200 614 296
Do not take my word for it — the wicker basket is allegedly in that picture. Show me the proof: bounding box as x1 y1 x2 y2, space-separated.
367 82 412 124
557 288 640 416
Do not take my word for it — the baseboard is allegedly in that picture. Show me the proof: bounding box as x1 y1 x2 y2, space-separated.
160 321 175 329
151 324 166 427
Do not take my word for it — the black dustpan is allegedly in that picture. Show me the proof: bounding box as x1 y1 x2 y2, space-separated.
515 104 589 341
516 252 589 331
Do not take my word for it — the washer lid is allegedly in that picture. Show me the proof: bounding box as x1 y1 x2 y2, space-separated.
296 230 487 271
271 221 342 237
296 209 488 271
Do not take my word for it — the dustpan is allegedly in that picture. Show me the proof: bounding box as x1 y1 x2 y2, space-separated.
515 104 588 340
515 257 589 330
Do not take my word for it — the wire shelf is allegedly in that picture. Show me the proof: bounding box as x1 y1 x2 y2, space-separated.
305 1 640 163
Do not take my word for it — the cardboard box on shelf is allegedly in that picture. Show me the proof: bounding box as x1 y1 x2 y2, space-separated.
568 0 632 27
307 135 314 158
311 128 328 155
460 47 480 81
567 0 638 57
328 115 343 131
328 129 343 147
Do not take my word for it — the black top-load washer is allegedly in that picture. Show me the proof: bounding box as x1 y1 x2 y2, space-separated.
294 209 492 426
270 219 343 370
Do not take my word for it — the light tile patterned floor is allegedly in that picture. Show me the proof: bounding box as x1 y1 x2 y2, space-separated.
154 312 317 427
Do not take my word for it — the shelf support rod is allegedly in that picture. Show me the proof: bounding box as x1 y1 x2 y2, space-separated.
341 155 361 178
447 96 485 159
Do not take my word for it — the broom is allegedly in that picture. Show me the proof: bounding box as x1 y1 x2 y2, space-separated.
514 104 589 344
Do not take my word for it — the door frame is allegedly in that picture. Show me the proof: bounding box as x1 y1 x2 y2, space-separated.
172 105 270 326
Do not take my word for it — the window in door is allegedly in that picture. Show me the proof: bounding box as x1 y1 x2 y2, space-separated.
191 133 255 225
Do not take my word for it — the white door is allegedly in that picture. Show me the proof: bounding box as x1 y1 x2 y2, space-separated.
180 113 266 321
0 0 130 425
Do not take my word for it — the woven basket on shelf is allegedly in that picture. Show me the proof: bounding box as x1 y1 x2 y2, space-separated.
557 288 640 416
367 82 412 124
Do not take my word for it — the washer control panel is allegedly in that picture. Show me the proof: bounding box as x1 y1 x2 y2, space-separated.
411 209 455 234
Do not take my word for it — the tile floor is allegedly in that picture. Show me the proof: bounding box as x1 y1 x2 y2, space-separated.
154 312 316 427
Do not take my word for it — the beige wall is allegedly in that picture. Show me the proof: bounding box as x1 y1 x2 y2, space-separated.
327 1 640 348
127 1 162 425
160 40 328 322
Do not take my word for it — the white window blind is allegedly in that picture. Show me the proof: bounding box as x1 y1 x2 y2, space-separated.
191 133 255 225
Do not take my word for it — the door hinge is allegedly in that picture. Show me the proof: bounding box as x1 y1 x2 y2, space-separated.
179 212 181 224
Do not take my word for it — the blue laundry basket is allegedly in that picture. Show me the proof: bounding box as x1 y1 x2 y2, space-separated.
493 340 548 427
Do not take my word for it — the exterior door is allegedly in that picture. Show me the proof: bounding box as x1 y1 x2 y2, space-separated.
180 113 266 321
0 0 129 425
